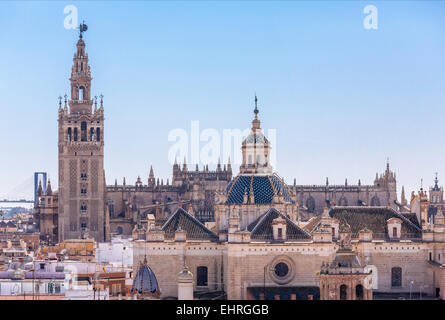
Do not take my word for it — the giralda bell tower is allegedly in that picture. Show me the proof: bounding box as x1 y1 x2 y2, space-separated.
58 24 108 242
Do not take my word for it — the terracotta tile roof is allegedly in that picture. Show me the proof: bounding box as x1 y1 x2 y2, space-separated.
303 216 322 234
162 208 218 241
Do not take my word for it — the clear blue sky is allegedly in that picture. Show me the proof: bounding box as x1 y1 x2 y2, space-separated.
0 1 444 199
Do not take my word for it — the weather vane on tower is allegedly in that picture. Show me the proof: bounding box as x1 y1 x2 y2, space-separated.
79 21 88 39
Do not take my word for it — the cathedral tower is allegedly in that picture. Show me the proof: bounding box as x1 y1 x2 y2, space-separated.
58 24 108 242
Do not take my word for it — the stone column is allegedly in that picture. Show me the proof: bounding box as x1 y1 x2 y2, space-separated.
178 266 194 300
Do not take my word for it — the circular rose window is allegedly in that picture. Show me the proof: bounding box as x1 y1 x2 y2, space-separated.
270 257 294 285
274 262 289 278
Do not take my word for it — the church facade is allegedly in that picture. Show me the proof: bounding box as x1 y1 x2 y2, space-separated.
134 108 445 300
32 28 445 300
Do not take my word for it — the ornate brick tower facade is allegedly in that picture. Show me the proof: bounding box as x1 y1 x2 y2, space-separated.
58 26 108 242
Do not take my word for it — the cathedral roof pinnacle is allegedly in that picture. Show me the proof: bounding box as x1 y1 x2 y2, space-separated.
37 180 43 197
433 172 440 191
46 179 52 196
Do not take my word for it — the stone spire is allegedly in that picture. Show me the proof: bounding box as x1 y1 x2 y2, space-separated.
36 180 43 197
149 166 154 180
182 156 187 171
401 186 407 205
46 179 52 196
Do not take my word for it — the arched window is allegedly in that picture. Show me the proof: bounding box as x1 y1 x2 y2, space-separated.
79 86 85 100
73 128 78 141
371 195 380 206
355 285 364 300
391 267 402 287
197 266 208 286
90 127 95 141
96 128 101 142
306 196 315 213
116 226 123 235
67 128 72 141
81 121 87 141
339 197 348 206
340 284 347 300
108 200 114 218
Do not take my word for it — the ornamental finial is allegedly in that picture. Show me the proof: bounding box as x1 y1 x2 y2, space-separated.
254 93 259 120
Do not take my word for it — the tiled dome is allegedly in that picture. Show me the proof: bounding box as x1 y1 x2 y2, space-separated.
132 256 161 296
225 174 293 204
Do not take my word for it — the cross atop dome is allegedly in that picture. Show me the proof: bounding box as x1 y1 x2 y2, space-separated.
254 94 259 119
252 94 261 130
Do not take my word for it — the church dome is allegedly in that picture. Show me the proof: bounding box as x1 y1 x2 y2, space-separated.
225 174 294 204
132 256 161 297
243 130 269 145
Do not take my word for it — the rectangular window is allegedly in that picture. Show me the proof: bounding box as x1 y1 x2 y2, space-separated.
391 267 402 287
393 227 398 238
277 228 283 239
197 266 208 286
